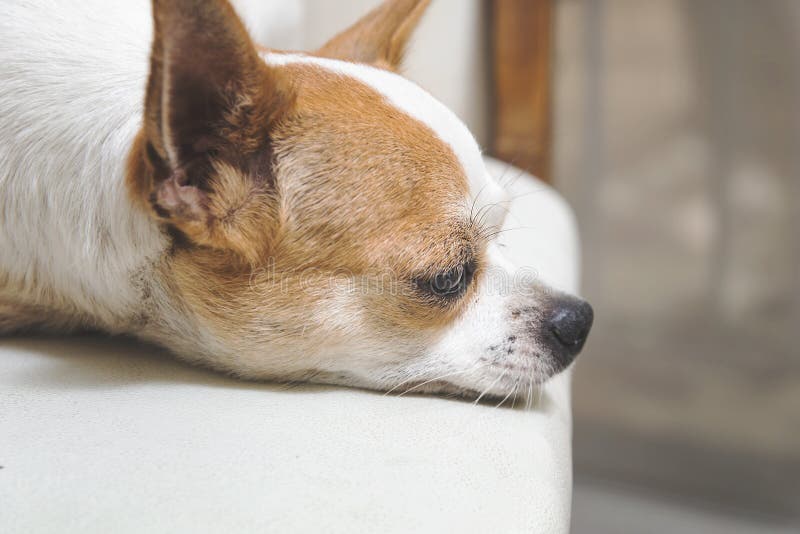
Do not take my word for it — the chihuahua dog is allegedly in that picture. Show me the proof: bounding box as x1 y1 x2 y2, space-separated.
0 0 592 400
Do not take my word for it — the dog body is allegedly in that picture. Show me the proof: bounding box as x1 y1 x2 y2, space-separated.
0 0 592 399
0 0 166 332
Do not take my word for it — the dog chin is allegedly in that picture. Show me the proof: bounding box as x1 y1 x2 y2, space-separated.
387 374 553 405
360 360 567 404
449 362 566 403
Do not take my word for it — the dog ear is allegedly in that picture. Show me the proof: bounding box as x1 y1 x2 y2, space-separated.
139 0 292 261
317 0 430 71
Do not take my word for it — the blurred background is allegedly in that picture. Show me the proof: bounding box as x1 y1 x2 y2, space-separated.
241 0 799 531
554 1 800 533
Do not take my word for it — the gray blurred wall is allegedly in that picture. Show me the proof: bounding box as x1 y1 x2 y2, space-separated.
555 0 800 519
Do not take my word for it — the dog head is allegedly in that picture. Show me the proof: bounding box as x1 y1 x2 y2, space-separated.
128 0 592 400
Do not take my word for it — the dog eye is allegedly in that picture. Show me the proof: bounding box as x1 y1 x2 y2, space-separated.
421 261 476 299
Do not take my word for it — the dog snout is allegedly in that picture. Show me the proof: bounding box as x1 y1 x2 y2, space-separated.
546 297 593 366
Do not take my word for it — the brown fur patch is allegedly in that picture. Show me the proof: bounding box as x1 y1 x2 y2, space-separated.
0 299 84 334
271 63 472 274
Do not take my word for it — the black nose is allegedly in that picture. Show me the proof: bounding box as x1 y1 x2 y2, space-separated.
548 298 594 359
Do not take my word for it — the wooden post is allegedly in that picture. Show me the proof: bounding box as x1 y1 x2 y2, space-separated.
490 0 554 183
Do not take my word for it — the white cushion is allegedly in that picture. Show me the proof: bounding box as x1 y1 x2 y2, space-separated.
0 159 578 533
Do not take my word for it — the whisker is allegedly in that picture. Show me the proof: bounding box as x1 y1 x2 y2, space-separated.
478 225 537 241
470 198 506 231
394 362 489 397
503 168 529 189
495 161 515 188
473 367 508 406
494 377 519 409
382 366 431 396
468 181 493 222
527 376 534 410
506 188 550 202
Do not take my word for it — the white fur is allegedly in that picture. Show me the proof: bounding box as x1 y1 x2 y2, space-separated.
0 0 165 328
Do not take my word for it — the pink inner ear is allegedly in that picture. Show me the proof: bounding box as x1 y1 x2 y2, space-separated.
156 171 209 222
